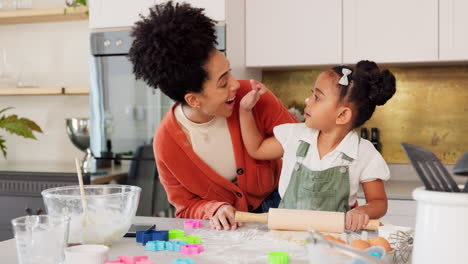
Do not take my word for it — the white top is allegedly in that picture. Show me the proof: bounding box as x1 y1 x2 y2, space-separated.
174 104 237 182
273 123 390 207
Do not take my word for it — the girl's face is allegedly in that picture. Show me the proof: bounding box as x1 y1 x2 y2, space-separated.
304 71 343 130
191 49 240 119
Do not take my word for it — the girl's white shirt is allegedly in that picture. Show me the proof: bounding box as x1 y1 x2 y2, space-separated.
274 123 390 207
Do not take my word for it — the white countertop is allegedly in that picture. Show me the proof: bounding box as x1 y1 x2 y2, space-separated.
0 216 311 264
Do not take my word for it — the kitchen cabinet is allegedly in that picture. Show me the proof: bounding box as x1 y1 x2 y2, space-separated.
0 171 88 241
439 0 468 61
245 0 342 67
358 198 416 227
245 0 468 67
343 0 438 64
89 0 225 29
0 196 45 241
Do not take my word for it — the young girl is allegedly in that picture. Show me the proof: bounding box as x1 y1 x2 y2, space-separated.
239 60 396 231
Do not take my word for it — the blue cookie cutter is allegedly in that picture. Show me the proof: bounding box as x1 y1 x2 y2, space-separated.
172 258 195 264
145 240 166 251
135 225 156 243
166 241 189 252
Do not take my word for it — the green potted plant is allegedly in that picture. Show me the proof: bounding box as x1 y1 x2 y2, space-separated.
64 0 87 14
66 0 87 8
0 107 43 159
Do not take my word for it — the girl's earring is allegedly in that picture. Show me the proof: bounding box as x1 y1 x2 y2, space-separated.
305 98 310 103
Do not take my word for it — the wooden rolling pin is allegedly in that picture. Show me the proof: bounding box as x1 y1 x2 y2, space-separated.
235 208 381 233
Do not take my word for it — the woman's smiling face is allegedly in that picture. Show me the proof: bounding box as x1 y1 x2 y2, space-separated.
191 49 240 119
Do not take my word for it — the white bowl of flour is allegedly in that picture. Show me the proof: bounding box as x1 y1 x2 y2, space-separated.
42 185 141 245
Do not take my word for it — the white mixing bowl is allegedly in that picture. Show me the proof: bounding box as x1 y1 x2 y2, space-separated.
42 185 141 245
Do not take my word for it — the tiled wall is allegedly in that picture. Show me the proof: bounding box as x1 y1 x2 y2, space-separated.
263 65 468 164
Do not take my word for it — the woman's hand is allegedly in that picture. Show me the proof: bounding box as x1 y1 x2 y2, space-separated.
240 80 268 112
345 208 370 231
210 205 243 231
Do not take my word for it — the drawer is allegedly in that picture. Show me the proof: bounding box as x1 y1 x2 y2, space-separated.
0 228 13 242
0 196 45 241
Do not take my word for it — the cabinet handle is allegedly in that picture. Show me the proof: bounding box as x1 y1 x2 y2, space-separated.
25 207 33 215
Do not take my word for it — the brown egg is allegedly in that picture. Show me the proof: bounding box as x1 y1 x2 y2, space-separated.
351 239 371 250
324 235 337 241
370 237 392 252
334 238 346 244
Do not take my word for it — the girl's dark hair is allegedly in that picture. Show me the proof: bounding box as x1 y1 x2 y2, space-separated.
332 60 396 128
128 1 217 103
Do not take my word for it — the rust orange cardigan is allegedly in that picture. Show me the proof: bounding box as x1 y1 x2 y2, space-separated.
153 80 297 219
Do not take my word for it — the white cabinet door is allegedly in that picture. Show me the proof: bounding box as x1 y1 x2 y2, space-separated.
89 0 154 29
185 0 225 21
439 0 468 61
246 0 342 67
89 0 225 29
343 0 438 64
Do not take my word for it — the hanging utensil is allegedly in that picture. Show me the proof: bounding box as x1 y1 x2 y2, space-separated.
401 143 460 192
453 152 468 192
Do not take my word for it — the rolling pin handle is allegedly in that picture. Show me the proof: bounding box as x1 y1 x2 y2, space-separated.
234 212 268 223
364 219 381 231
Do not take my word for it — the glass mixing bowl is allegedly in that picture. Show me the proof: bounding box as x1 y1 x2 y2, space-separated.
42 185 141 245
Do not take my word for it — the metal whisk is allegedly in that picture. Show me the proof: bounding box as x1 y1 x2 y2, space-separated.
389 230 414 263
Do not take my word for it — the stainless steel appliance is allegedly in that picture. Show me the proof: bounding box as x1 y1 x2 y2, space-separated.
89 25 226 159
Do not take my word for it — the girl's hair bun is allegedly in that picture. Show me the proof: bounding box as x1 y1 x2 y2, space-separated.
368 69 396 106
335 60 397 128
354 60 396 106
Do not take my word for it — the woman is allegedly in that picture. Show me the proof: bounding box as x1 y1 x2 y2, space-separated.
128 1 296 231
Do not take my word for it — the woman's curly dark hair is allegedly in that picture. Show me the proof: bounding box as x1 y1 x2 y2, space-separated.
332 60 396 128
128 1 217 103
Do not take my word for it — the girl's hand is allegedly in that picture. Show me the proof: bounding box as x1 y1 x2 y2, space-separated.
345 208 370 231
240 80 268 111
210 205 243 231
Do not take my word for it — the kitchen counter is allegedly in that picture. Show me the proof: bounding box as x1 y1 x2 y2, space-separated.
358 180 423 200
0 215 415 263
0 216 311 264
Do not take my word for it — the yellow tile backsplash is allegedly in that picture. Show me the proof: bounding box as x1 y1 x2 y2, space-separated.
263 65 468 164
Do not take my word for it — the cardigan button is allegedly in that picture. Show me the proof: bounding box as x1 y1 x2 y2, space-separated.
236 192 243 198
236 168 244 175
248 205 254 211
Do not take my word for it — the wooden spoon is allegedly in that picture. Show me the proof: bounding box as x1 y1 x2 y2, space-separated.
75 158 91 226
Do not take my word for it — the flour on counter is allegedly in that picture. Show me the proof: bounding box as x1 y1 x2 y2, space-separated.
184 223 310 263
266 230 310 245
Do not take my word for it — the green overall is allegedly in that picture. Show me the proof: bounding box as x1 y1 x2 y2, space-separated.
279 140 353 212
